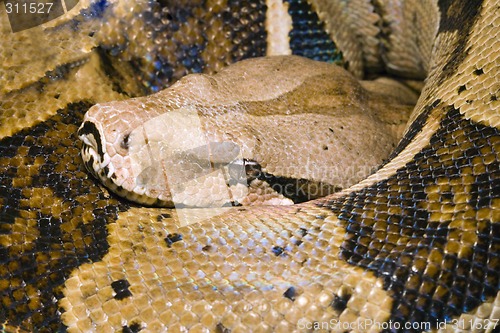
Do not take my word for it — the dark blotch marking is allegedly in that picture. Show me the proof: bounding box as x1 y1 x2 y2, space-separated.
35 216 63 252
28 144 54 157
202 245 212 252
272 246 285 256
80 0 109 18
95 47 139 96
283 287 297 301
246 161 340 203
44 60 81 82
122 322 142 333
469 173 496 209
284 0 343 63
491 95 497 101
298 228 308 237
216 323 231 333
322 107 499 330
388 99 440 160
164 233 183 248
111 279 133 300
331 293 351 312
0 103 129 331
458 85 466 94
156 213 171 221
437 0 483 84
473 68 484 75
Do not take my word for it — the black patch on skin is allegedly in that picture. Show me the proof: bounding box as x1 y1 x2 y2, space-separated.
122 322 142 333
156 213 171 221
246 161 341 203
216 323 231 333
284 0 343 63
271 246 285 256
474 68 484 75
322 107 500 331
28 145 54 157
458 85 466 93
283 287 297 301
469 173 496 209
388 99 440 160
95 47 139 96
437 0 483 84
0 187 22 226
298 228 308 237
294 227 309 246
36 216 63 251
78 121 105 159
202 245 213 252
491 95 497 101
111 279 133 300
331 293 351 313
164 233 183 248
225 0 267 61
0 103 129 331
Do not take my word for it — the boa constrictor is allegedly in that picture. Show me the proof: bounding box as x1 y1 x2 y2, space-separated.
0 0 499 332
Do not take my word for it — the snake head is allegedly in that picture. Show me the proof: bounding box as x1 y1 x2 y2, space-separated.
76 76 252 208
78 100 178 207
77 107 143 205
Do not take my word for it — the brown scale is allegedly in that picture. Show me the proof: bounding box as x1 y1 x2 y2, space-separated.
0 103 128 332
323 107 500 330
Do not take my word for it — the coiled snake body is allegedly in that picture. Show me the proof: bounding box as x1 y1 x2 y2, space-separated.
0 0 499 332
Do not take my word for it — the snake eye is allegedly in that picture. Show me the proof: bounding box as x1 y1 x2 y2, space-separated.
120 133 130 150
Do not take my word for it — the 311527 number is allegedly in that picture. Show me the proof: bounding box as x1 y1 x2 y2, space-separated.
5 2 54 14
